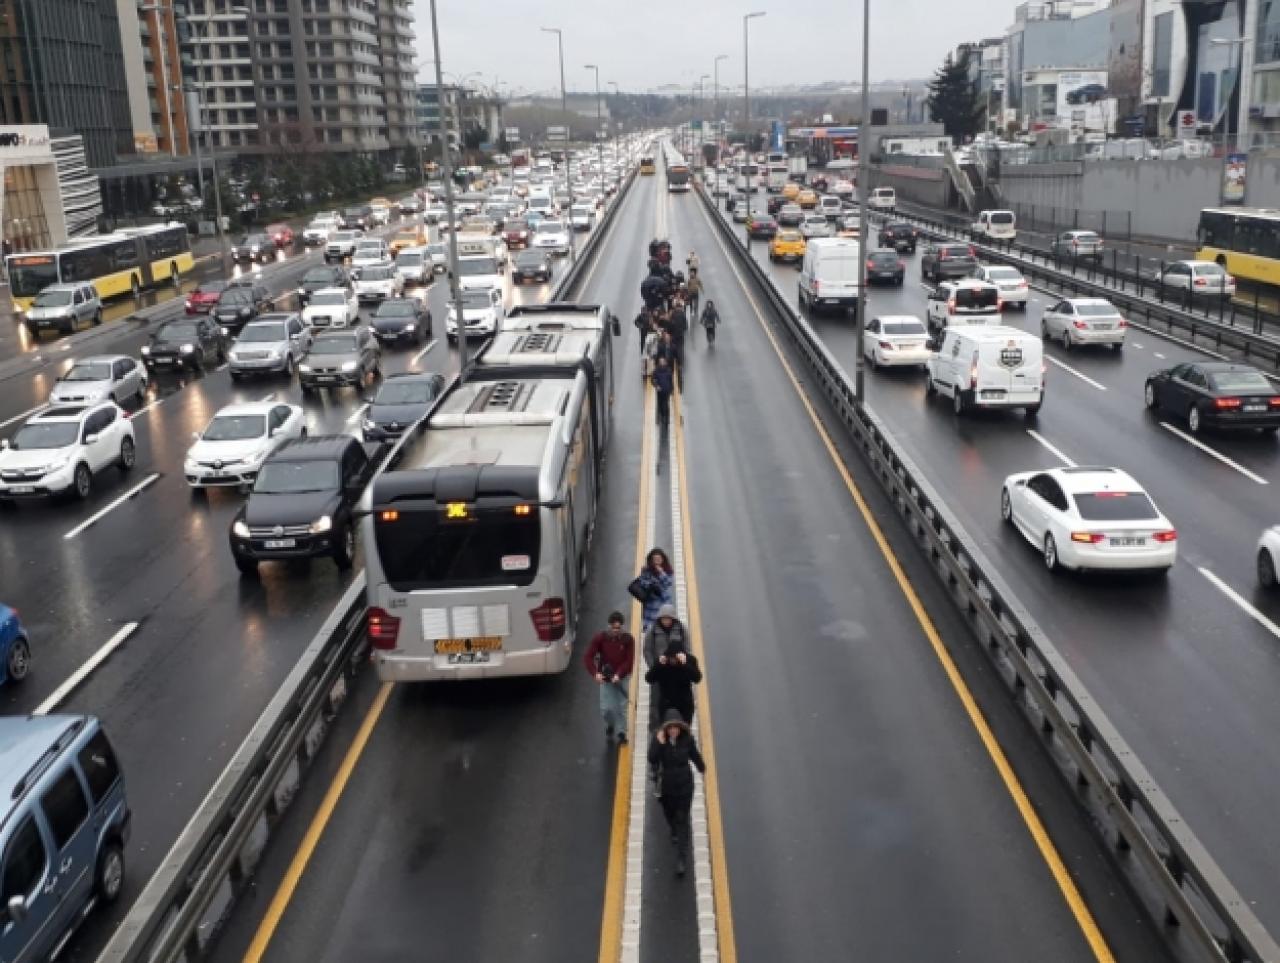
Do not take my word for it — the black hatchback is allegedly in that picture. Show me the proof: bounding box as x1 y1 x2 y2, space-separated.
370 298 431 345
211 284 273 335
866 250 905 286
878 221 918 253
361 372 447 443
513 250 552 284
142 317 226 371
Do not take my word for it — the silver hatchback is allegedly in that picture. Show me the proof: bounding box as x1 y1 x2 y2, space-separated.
23 283 101 335
228 313 312 380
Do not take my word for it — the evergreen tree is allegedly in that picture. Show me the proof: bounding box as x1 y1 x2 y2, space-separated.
926 54 983 142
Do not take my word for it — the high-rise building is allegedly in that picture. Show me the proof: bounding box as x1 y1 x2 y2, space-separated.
137 2 192 156
187 1 257 152
0 0 135 168
377 0 419 151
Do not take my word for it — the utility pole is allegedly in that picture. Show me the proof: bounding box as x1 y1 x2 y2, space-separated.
542 27 575 259
743 12 765 248
854 0 870 404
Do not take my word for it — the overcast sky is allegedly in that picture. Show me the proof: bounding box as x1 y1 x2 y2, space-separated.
410 0 1014 95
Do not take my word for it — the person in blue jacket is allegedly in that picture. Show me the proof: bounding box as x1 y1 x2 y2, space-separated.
635 547 675 632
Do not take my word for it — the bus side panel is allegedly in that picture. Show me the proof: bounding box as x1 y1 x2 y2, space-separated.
1200 246 1280 287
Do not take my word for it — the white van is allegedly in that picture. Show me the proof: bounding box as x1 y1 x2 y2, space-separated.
926 325 1043 417
818 194 844 220
925 279 1003 340
798 238 862 314
868 187 896 212
972 209 1017 242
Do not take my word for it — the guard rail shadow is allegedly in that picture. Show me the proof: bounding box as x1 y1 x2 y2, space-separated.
94 165 641 963
696 180 1280 963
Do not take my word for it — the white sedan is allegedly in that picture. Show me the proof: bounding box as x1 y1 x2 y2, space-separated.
799 215 833 239
353 263 405 302
831 179 855 197
1040 297 1126 350
1001 466 1176 573
301 287 360 329
973 264 1029 309
862 316 931 369
184 401 306 489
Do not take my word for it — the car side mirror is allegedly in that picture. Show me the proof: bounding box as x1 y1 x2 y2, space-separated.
191 431 201 442
610 314 621 337
7 894 28 924
0 439 9 450
84 433 99 445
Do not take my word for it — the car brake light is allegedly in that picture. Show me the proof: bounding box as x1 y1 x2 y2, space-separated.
898 260 905 270
1117 318 1128 327
368 607 401 650
1070 532 1105 543
968 245 976 257
879 341 894 350
947 299 956 314
1226 275 1236 284
530 598 566 643
1215 397 1243 409
1073 320 1088 329
1153 530 1178 543
1269 397 1280 407
1194 277 1208 287
969 361 978 389
1017 281 1028 288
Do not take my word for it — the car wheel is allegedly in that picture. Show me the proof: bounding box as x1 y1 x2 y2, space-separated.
117 436 136 471
1043 534 1059 572
1188 405 1202 433
1000 488 1013 523
93 309 103 326
73 462 92 500
229 371 242 383
235 555 260 577
130 274 141 298
925 374 937 398
1040 319 1050 340
332 522 356 570
170 262 180 288
952 388 966 415
1061 329 1073 351
1258 548 1279 587
284 355 295 377
6 637 30 682
1144 381 1158 409
96 841 125 904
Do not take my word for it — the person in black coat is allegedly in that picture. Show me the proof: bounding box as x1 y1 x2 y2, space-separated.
644 641 702 729
647 708 706 877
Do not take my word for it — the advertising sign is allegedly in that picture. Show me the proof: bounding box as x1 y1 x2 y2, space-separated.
1055 71 1112 132
1222 152 1247 205
546 125 568 141
504 127 520 142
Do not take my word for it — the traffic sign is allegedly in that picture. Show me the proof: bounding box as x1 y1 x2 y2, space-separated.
504 126 520 142
1177 110 1197 139
546 125 568 141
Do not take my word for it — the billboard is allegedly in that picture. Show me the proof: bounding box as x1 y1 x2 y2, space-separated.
504 126 520 142
546 125 568 141
1222 153 1247 205
1056 71 1113 132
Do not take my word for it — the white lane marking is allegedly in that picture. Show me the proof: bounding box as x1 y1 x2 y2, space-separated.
1026 429 1078 467
63 472 161 540
346 403 369 426
0 403 48 430
58 342 73 352
258 392 276 403
1132 343 1144 349
411 338 439 364
216 362 229 371
1198 567 1280 640
131 396 168 417
1159 422 1268 485
1045 355 1107 391
1154 352 1167 359
34 622 140 715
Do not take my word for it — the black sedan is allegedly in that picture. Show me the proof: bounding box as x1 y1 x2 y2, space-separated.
297 265 351 304
513 249 553 284
141 317 226 371
361 372 447 443
1144 362 1280 433
746 214 779 239
370 298 431 345
211 283 273 336
229 436 378 575
232 233 278 263
878 221 919 253
866 250 905 286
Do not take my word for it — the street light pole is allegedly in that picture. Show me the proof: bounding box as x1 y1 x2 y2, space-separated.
698 74 710 167
743 11 766 248
714 54 727 203
585 64 603 201
854 0 870 404
542 27 575 259
427 0 469 382
608 81 621 191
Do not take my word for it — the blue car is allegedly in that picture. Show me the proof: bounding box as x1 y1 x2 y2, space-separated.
1 603 31 684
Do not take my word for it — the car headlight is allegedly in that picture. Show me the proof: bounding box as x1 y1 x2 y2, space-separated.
232 520 251 538
361 418 376 431
180 343 195 353
310 515 332 534
341 361 358 372
238 307 250 317
141 345 151 355
297 286 306 296
299 363 312 373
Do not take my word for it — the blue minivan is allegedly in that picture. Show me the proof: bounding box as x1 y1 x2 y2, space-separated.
0 715 129 960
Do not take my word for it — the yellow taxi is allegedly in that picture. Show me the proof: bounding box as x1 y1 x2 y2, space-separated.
797 188 818 209
390 224 427 257
769 229 806 263
781 182 801 201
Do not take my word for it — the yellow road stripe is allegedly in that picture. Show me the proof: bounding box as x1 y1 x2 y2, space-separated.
597 380 654 962
673 390 739 962
242 681 395 963
697 203 1115 962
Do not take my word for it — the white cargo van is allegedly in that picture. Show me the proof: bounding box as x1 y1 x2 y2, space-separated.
818 194 844 220
868 187 896 212
798 238 862 314
925 279 1003 340
972 209 1017 242
926 325 1043 417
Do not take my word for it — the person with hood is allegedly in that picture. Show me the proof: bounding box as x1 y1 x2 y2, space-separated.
652 356 674 427
645 640 702 729
640 273 666 312
632 306 652 357
634 549 675 633
648 709 706 877
642 602 688 669
700 299 720 346
584 611 635 745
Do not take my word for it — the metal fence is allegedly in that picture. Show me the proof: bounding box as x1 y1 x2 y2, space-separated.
1004 202 1133 240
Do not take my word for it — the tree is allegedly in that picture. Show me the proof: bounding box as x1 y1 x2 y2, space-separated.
926 54 984 143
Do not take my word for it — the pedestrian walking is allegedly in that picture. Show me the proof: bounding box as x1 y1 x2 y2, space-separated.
644 641 702 730
686 272 703 327
584 611 635 745
633 306 651 357
648 709 706 878
700 300 720 347
652 357 674 427
642 603 688 669
632 549 675 634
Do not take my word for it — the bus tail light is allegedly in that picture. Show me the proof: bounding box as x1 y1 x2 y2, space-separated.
1153 530 1178 543
530 598 566 643
368 607 401 650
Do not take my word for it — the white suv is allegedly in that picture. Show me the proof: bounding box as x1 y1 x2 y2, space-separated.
0 403 136 501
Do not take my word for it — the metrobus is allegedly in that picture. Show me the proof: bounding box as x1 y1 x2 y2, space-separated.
735 163 764 192
666 161 692 192
1196 208 1280 288
639 155 656 175
363 362 607 681
6 223 194 313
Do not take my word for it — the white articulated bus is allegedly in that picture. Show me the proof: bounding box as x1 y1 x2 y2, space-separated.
362 364 606 681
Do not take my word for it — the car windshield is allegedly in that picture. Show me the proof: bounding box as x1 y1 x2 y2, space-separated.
376 381 434 405
11 422 78 450
354 246 383 257
941 246 972 258
986 268 1022 281
34 289 73 307
311 292 346 306
459 291 493 309
254 460 340 494
332 231 358 241
63 362 113 381
218 289 253 305
195 281 227 296
505 221 530 232
160 322 200 340
204 414 266 441
870 253 899 264
238 323 287 342
777 231 801 241
242 235 268 245
376 301 417 318
883 321 926 336
990 212 1015 224
1074 232 1100 242
955 287 999 310
1073 492 1159 521
537 221 565 233
456 258 498 276
516 252 546 266
427 244 446 256
362 267 394 280
310 336 357 354
397 252 423 265
1193 264 1227 277
1075 303 1119 317
1210 370 1272 392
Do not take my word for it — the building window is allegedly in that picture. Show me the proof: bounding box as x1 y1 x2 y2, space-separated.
1152 12 1173 97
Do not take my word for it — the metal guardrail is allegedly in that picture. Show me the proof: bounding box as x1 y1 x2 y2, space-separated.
695 181 1280 963
94 167 641 963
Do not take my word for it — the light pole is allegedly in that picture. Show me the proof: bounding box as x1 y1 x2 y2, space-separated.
743 11 766 247
714 55 728 202
541 27 575 259
608 81 621 191
698 74 710 167
854 0 870 404
584 64 603 200
426 0 470 382
1210 36 1253 146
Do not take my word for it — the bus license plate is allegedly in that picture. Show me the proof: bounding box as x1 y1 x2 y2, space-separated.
435 637 502 655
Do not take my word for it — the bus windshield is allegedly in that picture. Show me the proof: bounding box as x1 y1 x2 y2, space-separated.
375 507 541 590
7 256 59 297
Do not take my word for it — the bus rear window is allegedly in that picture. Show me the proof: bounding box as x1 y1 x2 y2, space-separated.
375 508 541 590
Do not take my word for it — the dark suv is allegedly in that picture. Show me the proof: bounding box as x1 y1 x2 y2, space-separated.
229 435 378 574
297 265 351 304
920 242 978 282
211 282 273 335
878 221 919 253
143 317 226 371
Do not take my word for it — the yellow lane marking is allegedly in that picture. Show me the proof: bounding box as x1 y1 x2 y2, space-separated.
696 202 1115 962
597 380 655 962
673 389 739 962
242 681 395 963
